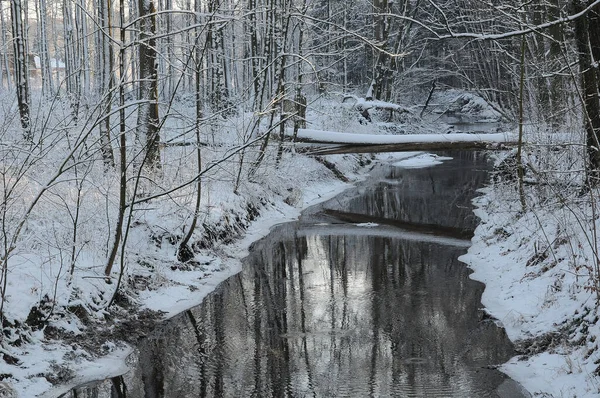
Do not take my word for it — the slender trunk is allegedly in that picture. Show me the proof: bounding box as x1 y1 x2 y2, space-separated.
573 0 600 175
372 0 392 100
0 3 11 88
248 0 261 102
10 0 31 140
63 0 81 121
589 2 600 86
248 0 278 177
38 0 53 96
517 34 526 210
276 3 293 165
587 1 600 173
77 0 90 109
97 0 115 168
548 0 564 123
136 0 161 170
420 79 436 117
105 0 128 277
178 4 204 261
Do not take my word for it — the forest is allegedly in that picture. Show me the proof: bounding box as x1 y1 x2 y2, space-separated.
1 0 600 396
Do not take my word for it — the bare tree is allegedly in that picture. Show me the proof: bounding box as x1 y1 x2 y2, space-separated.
573 0 600 174
96 0 116 168
136 0 161 170
10 0 31 140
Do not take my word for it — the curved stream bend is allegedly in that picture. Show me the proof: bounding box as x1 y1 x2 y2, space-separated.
66 151 529 398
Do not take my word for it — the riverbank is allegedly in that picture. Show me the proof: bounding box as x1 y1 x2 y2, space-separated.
12 151 377 397
460 148 600 397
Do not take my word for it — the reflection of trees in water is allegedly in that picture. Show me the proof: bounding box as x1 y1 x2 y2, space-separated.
334 151 490 233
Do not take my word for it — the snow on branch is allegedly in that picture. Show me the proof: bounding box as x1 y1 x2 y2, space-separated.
435 0 600 40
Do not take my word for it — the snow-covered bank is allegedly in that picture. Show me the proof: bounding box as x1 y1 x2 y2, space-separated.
460 150 600 397
0 95 388 397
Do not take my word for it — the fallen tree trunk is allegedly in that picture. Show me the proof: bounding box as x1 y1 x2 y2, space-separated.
290 128 516 155
304 141 514 155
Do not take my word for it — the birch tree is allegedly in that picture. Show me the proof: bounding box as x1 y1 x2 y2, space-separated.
0 2 11 89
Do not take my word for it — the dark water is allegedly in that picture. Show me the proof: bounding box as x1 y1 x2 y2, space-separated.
65 151 528 398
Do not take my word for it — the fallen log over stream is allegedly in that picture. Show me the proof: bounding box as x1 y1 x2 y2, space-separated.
291 128 516 155
304 141 513 155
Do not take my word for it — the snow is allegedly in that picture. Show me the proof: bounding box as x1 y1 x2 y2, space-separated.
39 348 133 398
33 57 66 70
392 153 453 168
458 133 600 397
356 222 379 227
502 350 598 398
354 97 414 113
294 128 512 145
427 90 503 122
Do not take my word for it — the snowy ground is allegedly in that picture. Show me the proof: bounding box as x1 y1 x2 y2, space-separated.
2 91 596 397
460 137 600 396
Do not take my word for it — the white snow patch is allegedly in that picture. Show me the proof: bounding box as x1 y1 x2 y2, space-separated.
393 153 453 168
294 128 512 145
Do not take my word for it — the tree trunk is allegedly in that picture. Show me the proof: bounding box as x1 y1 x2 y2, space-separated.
178 0 204 261
63 0 81 122
0 3 12 88
97 0 115 168
76 0 90 108
573 0 600 174
36 0 53 96
587 1 600 170
105 0 128 277
589 2 600 86
137 0 161 170
372 0 392 100
548 0 564 124
10 0 31 140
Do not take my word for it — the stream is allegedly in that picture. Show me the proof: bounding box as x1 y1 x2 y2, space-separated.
64 151 528 398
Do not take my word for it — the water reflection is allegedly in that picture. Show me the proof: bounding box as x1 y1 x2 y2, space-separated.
321 151 490 233
66 151 524 397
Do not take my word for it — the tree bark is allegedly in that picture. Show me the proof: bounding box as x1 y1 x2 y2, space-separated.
36 0 53 96
105 0 128 277
10 0 31 140
573 0 600 174
137 0 161 170
97 0 115 168
372 0 392 100
0 3 11 88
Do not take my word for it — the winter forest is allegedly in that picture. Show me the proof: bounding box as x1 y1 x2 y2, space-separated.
1 0 600 396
